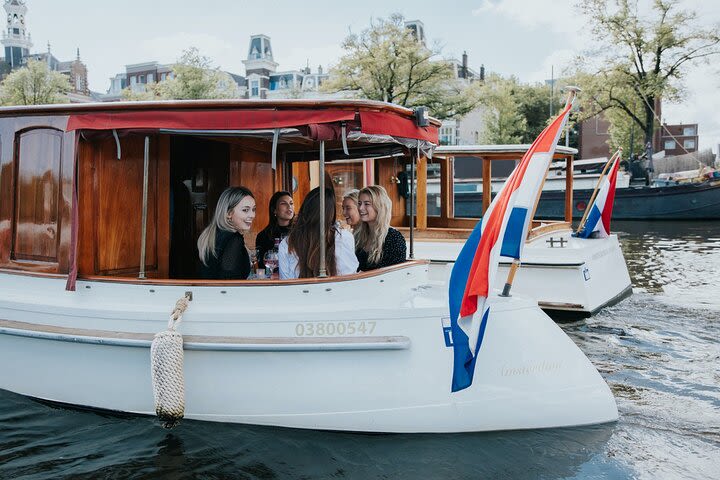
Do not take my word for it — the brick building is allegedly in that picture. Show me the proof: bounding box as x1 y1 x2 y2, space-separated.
659 123 699 156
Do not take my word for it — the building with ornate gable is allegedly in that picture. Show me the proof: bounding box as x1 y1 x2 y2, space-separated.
0 0 90 97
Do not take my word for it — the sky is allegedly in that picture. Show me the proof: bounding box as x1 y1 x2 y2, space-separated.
19 0 720 151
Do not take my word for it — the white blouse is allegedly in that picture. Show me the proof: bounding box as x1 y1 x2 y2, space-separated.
279 229 359 279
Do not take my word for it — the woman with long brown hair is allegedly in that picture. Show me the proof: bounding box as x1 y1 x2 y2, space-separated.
278 187 358 279
255 190 294 270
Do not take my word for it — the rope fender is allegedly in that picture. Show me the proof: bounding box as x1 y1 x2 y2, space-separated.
150 293 191 427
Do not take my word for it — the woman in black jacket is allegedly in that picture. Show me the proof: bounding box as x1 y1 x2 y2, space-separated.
197 186 256 279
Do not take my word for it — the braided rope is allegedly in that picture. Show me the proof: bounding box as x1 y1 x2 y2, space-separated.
150 294 190 427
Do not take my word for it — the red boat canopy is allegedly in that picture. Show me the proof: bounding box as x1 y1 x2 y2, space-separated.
66 108 438 144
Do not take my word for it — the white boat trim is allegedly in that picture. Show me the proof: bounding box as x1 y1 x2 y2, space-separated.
0 319 411 352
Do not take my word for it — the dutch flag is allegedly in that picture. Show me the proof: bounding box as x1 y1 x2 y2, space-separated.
575 157 620 239
447 98 575 392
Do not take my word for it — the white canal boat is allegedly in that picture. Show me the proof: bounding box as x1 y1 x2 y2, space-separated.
419 145 633 317
0 100 617 432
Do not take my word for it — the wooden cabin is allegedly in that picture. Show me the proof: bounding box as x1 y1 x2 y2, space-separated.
0 100 439 284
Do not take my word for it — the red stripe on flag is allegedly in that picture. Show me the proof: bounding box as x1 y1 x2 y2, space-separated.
601 158 620 234
458 101 574 318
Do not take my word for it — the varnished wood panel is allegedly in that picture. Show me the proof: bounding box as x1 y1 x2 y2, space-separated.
482 158 492 215
156 136 170 278
94 135 159 275
440 157 454 220
564 154 573 222
291 161 311 211
415 155 427 230
0 115 72 273
376 157 408 227
427 217 478 229
233 147 274 250
77 137 96 276
12 128 63 262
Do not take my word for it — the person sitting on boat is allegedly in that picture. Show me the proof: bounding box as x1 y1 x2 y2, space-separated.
354 185 406 271
256 190 294 270
278 187 358 279
197 186 256 280
341 189 361 230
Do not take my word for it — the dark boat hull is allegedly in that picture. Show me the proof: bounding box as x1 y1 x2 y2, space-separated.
454 180 720 220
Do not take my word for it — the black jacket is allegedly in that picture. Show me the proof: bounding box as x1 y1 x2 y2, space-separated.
356 227 407 271
200 230 251 280
256 224 290 269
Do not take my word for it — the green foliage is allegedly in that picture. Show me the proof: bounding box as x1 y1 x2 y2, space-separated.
478 74 526 144
0 59 70 105
573 0 720 146
323 13 481 119
514 82 555 142
123 47 240 101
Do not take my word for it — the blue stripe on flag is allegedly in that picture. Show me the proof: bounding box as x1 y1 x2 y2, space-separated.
500 206 528 258
448 219 483 392
451 307 490 392
448 219 483 324
577 205 601 238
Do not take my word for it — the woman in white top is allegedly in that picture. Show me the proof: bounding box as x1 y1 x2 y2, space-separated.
279 187 358 279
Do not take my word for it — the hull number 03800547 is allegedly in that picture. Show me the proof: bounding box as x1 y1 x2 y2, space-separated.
295 321 377 337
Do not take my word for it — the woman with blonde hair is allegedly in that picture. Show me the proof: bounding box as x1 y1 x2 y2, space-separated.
278 187 358 279
341 189 361 230
355 185 406 271
197 186 256 279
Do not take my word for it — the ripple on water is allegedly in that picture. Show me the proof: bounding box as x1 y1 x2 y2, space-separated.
1 221 720 479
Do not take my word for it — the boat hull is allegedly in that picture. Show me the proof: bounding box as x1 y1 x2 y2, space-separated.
0 266 618 432
415 231 632 317
455 180 720 220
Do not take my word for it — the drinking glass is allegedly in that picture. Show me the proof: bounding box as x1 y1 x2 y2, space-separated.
263 250 279 279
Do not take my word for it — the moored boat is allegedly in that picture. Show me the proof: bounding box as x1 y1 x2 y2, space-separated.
533 178 720 220
449 151 720 220
0 100 617 431
427 145 632 317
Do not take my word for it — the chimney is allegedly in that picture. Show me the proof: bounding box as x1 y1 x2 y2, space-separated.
461 51 468 79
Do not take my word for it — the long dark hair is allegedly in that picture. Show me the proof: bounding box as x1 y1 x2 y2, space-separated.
266 190 293 239
287 187 337 278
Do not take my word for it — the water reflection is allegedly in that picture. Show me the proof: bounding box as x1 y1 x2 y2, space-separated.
0 388 621 479
615 221 720 308
1 221 720 479
563 292 720 479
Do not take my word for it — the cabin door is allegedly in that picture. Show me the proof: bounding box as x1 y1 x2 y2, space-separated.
170 137 230 278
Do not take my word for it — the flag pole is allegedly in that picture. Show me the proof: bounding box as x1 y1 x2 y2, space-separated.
500 87 579 298
576 149 622 234
527 87 580 227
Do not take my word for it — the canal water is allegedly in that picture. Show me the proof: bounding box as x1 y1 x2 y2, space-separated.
1 221 719 479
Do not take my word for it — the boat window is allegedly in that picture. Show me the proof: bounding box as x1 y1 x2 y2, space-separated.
12 128 63 263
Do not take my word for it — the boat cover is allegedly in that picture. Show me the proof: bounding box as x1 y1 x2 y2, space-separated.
65 109 438 143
